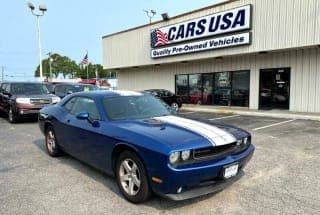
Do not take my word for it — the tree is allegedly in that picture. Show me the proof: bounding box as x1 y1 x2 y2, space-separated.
34 53 80 78
34 52 114 79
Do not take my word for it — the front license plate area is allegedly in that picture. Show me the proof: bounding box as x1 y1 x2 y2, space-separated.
223 163 238 179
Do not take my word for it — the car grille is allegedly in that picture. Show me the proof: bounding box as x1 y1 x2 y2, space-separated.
30 98 51 104
193 141 250 160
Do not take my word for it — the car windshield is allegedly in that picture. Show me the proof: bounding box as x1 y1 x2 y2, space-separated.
11 83 49 95
102 95 171 120
72 85 98 92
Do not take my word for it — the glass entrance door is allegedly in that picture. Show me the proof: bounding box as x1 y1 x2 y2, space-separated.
202 74 214 105
259 68 290 109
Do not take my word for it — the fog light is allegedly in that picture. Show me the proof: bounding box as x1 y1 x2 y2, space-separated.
177 187 182 193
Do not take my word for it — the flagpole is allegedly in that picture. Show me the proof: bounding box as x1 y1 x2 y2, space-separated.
86 50 89 81
86 64 89 81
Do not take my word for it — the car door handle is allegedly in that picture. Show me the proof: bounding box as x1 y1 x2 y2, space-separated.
66 119 71 123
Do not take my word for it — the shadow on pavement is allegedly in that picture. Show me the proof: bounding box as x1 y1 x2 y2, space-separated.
32 138 241 210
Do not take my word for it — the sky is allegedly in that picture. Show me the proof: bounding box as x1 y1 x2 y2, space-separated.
0 0 224 81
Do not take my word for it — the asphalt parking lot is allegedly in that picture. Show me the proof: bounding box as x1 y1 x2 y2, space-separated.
0 111 320 215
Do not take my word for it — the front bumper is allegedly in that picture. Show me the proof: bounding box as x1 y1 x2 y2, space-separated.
164 170 244 201
150 144 254 200
15 104 47 116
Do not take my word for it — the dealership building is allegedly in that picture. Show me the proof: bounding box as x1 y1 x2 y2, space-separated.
102 0 320 113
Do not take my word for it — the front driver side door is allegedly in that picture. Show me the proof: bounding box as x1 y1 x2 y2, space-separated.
64 96 110 171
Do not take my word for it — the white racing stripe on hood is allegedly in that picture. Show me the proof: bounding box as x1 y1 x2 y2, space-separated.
154 115 236 146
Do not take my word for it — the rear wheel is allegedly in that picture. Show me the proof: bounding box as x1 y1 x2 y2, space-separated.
116 151 151 203
45 126 61 157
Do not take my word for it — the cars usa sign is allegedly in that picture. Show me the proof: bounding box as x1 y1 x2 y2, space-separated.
151 5 251 58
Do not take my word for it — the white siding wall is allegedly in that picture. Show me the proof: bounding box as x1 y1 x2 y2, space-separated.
118 48 320 113
103 0 320 69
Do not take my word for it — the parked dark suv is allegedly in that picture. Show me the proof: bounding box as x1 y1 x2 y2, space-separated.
143 89 182 111
0 82 61 123
53 83 99 98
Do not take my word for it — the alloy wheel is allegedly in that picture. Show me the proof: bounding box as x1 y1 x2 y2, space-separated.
171 102 179 111
46 130 56 153
119 158 141 196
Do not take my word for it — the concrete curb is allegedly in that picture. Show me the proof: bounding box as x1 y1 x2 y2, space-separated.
181 106 320 121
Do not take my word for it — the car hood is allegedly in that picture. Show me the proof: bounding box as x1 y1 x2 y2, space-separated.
110 115 249 152
13 94 56 99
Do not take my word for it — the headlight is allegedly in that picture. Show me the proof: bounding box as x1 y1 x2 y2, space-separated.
236 139 242 146
169 152 180 164
243 137 248 145
16 98 31 104
51 96 61 104
181 150 191 161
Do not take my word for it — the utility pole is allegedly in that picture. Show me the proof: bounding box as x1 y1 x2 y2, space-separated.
1 66 4 81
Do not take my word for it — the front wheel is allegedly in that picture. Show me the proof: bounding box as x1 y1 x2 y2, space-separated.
116 151 151 203
45 126 61 157
171 102 179 111
8 106 18 123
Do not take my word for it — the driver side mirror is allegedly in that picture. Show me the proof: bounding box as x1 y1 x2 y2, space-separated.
3 91 11 97
76 111 89 120
76 111 100 128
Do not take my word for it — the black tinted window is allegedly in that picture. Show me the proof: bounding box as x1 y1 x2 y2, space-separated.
63 97 77 112
55 85 66 94
102 95 170 121
70 97 100 120
11 83 49 95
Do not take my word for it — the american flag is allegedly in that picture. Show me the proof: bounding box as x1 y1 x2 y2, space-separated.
151 29 168 48
80 53 88 65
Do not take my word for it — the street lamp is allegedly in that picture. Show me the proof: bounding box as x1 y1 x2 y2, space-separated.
27 2 47 81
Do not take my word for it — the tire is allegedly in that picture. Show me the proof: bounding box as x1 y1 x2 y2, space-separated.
116 151 151 203
45 126 61 157
8 106 18 123
171 102 179 111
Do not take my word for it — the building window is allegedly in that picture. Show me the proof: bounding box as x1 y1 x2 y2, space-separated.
175 70 250 107
188 74 202 104
231 71 250 107
175 75 189 103
214 72 231 106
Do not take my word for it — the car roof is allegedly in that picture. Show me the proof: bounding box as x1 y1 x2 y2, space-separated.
144 89 171 92
70 90 144 99
55 83 94 86
1 81 44 84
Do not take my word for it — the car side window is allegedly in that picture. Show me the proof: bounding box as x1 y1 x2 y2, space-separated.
4 84 10 93
0 84 4 93
63 97 78 112
70 97 100 120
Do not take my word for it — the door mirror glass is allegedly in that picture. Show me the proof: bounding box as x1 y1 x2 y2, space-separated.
3 91 11 96
76 111 89 120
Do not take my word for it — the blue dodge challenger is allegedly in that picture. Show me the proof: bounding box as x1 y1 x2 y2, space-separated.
38 90 254 203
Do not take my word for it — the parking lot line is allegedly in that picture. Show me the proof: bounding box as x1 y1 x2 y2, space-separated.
179 111 195 115
209 115 240 120
252 119 296 131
